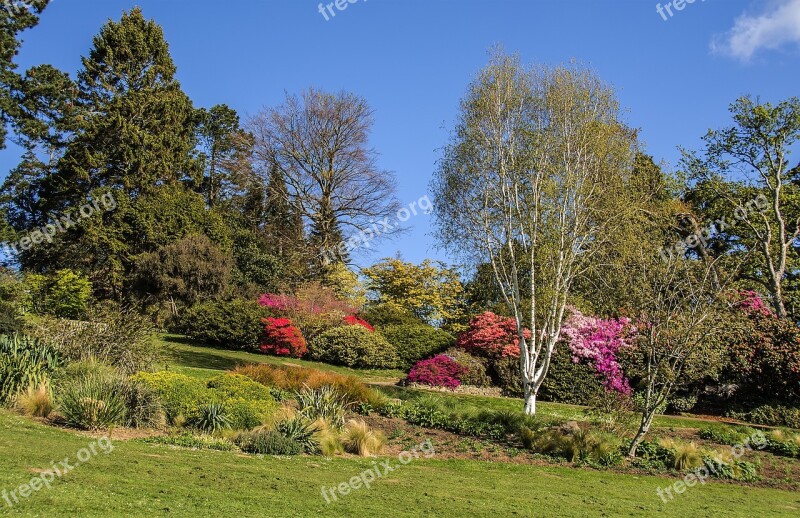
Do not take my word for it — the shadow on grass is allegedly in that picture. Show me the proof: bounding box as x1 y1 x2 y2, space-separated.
161 340 253 371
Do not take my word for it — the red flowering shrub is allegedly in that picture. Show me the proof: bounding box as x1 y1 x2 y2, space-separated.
455 311 530 359
407 355 466 389
259 317 308 358
343 315 375 332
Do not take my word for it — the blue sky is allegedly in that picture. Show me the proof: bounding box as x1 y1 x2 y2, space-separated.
2 0 799 268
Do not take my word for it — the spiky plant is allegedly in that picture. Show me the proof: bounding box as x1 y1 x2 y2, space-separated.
341 419 386 456
17 383 54 418
191 403 232 435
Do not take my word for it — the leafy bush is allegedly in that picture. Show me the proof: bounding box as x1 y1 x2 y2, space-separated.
26 270 92 319
259 317 307 357
407 355 466 389
275 417 320 454
234 429 302 455
133 371 277 430
309 325 399 369
456 311 528 359
732 404 800 429
341 419 386 456
539 348 605 405
0 270 29 334
233 364 384 408
701 454 759 482
382 324 454 368
259 284 358 340
525 425 622 465
0 334 61 405
181 299 268 350
493 356 523 397
131 372 209 423
360 303 423 328
25 305 158 375
698 425 760 446
441 348 490 387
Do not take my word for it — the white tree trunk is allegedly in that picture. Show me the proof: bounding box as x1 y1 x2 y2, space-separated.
524 388 537 415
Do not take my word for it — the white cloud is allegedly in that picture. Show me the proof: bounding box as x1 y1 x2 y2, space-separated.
712 0 800 60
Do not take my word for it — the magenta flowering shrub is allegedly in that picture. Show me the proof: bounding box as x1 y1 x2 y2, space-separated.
560 307 634 395
733 290 775 317
406 355 467 389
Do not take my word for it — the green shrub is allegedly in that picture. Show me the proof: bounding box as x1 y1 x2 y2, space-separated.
659 439 704 471
0 334 60 405
131 371 210 423
132 371 277 429
24 306 158 375
381 324 454 368
26 270 92 319
442 348 490 387
493 356 523 397
698 425 759 446
538 348 604 405
181 299 268 350
701 455 760 482
737 404 800 429
0 270 29 334
235 429 302 455
121 381 165 429
143 432 235 451
361 304 423 328
275 417 320 453
309 325 399 369
58 374 127 430
190 403 232 434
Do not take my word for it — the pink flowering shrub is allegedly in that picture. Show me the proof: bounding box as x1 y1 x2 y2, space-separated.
560 307 634 395
456 311 530 359
407 355 467 389
733 290 775 317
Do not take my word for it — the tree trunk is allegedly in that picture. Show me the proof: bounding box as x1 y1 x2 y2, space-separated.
628 411 655 457
524 388 537 416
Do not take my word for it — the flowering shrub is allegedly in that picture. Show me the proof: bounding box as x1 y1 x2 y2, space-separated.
343 315 375 332
259 317 307 358
259 283 357 339
560 307 634 395
407 355 466 389
455 312 529 359
733 290 775 317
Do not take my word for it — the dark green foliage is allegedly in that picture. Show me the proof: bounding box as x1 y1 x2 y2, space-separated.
361 304 424 328
493 356 523 397
381 324 455 368
698 425 760 446
701 456 760 482
539 348 605 405
181 299 268 350
309 325 399 369
235 429 302 455
121 381 165 429
275 417 320 454
0 333 60 405
133 234 233 308
0 270 28 334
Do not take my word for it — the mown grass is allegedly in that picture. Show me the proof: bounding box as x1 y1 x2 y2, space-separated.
1 411 798 517
158 335 406 382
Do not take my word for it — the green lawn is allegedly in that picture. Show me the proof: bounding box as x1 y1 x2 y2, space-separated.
158 335 406 382
1 411 798 517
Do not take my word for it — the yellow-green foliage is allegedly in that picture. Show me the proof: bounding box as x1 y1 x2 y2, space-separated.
660 439 703 471
341 419 386 456
17 383 53 418
132 371 277 430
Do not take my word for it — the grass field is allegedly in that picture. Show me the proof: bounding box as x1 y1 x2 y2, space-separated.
1 336 797 517
1 412 798 517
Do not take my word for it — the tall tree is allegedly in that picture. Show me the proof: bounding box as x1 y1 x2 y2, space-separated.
0 0 52 148
195 104 251 208
682 96 800 318
248 88 400 266
432 52 638 415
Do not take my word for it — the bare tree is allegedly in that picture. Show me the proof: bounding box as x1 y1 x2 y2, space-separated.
248 88 400 265
432 52 637 415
